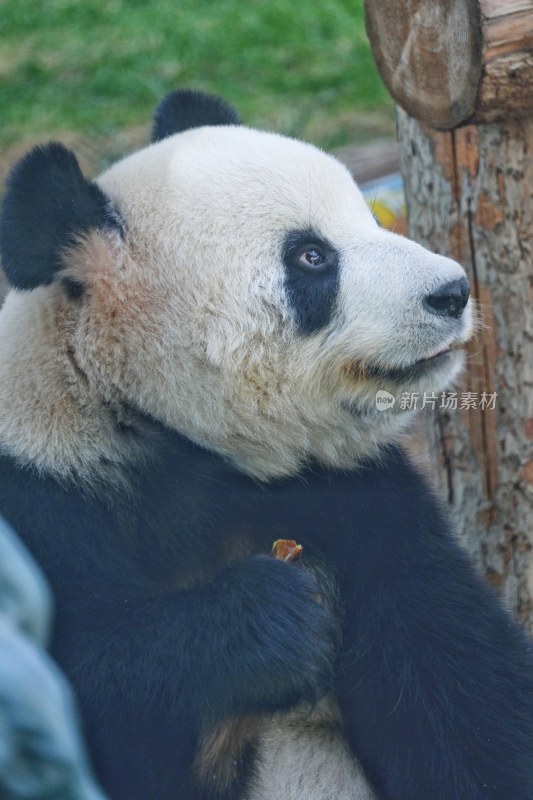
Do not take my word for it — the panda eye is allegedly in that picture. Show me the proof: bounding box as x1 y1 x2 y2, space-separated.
298 247 326 270
285 239 337 275
282 229 340 334
282 230 339 278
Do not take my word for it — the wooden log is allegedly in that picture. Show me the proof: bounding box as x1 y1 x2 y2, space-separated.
365 0 533 129
334 140 399 184
396 109 533 629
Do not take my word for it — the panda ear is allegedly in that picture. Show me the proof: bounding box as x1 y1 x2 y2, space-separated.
0 142 119 290
151 89 240 143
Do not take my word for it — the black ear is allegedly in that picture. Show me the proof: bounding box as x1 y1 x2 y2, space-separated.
0 142 118 290
151 89 240 143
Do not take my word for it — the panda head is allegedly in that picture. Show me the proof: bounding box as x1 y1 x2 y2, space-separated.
0 90 472 481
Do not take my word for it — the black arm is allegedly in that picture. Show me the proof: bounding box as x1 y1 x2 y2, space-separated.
53 555 337 727
49 554 338 800
331 451 533 800
0 450 338 799
257 446 533 800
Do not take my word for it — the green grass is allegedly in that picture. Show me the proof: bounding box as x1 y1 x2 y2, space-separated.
1 0 393 153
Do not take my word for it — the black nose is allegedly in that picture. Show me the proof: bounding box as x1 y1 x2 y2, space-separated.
423 277 470 318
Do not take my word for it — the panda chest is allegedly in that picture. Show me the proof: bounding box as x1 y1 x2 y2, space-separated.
125 446 323 595
134 491 292 594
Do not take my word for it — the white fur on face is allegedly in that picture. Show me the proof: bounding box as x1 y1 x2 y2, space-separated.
0 126 472 480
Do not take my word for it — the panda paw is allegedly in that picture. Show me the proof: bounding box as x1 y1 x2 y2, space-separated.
210 556 339 717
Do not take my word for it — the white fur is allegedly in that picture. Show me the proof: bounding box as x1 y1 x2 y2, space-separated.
246 699 374 800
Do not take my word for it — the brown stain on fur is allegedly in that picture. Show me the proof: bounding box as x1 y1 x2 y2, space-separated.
342 359 368 382
64 231 168 396
195 716 262 793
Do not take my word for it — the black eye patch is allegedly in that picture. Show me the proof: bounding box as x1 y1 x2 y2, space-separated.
282 229 340 335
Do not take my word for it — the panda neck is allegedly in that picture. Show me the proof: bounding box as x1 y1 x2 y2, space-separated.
0 288 145 484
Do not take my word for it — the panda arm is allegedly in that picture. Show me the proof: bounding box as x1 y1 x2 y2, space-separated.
0 449 340 736
51 554 337 728
326 450 533 800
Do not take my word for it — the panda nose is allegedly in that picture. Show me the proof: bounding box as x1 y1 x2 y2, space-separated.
423 277 470 318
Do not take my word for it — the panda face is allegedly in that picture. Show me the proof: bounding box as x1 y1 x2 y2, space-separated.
84 125 472 476
0 95 473 481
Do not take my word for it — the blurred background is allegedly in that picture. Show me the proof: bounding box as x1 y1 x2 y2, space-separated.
0 0 394 168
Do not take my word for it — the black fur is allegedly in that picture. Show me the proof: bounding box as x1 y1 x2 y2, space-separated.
0 143 119 290
151 89 240 143
1 428 533 800
283 229 340 334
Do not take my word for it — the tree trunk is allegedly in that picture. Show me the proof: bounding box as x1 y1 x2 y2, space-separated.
396 109 533 629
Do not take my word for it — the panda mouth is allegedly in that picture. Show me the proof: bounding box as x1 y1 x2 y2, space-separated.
363 341 462 383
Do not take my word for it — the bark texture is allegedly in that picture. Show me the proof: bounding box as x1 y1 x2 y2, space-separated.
474 0 533 123
397 109 533 629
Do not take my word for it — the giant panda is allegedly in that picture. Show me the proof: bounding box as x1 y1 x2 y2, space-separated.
0 89 533 800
